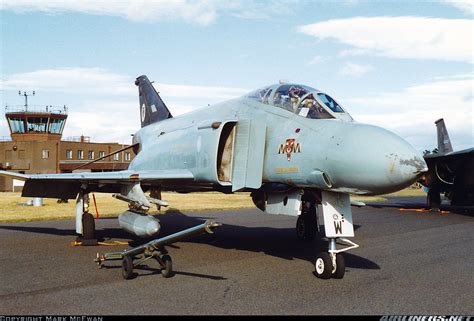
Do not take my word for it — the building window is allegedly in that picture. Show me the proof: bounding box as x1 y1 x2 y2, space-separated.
113 153 120 161
99 151 105 158
77 150 84 160
42 149 49 159
125 152 131 161
88 151 94 160
66 150 72 159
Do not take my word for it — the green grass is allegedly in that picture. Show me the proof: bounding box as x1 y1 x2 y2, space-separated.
0 192 254 223
0 186 425 223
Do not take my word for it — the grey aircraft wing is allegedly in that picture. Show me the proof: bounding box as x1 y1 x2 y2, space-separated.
0 169 194 199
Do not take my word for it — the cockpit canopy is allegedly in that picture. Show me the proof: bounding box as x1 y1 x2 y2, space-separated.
246 83 353 121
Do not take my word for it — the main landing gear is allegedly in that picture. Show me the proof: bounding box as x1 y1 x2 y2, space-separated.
75 190 98 246
427 188 441 210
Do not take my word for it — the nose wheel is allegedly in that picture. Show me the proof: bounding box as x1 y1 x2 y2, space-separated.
314 252 332 279
314 252 346 279
313 238 357 279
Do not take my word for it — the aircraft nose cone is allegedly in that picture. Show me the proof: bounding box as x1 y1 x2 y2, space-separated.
332 124 428 195
364 125 427 193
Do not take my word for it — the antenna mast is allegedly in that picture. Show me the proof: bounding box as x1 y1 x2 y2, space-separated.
18 90 35 112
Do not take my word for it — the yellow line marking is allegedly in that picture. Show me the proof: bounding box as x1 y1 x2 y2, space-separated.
71 241 129 247
399 208 450 214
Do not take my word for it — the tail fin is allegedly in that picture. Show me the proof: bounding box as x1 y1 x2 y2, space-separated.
135 75 172 128
435 118 453 154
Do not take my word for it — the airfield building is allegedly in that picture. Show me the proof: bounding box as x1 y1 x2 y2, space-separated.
0 104 135 192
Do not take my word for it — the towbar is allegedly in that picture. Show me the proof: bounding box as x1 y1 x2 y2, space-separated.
94 220 222 279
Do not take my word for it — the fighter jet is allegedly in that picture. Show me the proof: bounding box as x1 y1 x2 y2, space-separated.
421 118 474 208
0 76 428 279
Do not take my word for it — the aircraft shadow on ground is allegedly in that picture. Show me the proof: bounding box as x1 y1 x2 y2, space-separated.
152 211 378 271
0 210 379 272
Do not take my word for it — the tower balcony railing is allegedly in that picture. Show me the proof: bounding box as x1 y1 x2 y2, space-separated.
5 105 68 115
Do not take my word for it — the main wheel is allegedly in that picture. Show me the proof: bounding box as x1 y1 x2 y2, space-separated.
296 203 317 241
82 212 96 240
427 189 441 209
332 254 345 279
161 255 173 278
314 252 332 279
122 255 134 280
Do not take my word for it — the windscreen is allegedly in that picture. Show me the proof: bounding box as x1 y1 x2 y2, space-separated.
317 93 344 113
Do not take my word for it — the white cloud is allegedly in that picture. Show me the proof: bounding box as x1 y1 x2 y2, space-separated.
338 48 370 58
0 68 249 143
442 0 474 15
0 68 248 99
0 0 221 25
341 75 474 150
298 16 474 64
308 55 327 65
339 62 373 77
0 0 299 25
0 67 135 96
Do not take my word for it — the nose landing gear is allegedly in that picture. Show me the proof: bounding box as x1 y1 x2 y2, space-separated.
313 238 358 279
296 201 319 241
311 191 359 279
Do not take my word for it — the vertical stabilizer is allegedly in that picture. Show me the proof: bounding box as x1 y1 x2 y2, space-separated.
135 75 172 128
435 118 453 154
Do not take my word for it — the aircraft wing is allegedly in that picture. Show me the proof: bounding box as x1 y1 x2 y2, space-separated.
0 169 195 199
424 147 474 162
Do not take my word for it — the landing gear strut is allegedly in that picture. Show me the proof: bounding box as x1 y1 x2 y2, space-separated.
311 191 360 279
427 188 441 209
75 190 97 246
296 201 319 241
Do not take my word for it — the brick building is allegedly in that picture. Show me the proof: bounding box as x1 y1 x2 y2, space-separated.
0 105 135 191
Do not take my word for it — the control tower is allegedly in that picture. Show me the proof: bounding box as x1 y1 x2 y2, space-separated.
1 91 135 192
5 91 68 141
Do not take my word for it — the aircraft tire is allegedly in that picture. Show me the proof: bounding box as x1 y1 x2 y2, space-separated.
332 254 345 279
161 255 173 278
314 252 332 279
82 212 96 240
122 255 134 280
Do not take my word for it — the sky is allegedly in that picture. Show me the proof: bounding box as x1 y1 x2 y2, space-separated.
0 0 473 152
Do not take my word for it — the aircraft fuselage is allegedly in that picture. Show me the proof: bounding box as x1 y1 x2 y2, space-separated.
130 97 426 195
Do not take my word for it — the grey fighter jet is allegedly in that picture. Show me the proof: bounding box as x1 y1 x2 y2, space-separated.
421 118 474 208
0 76 428 279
